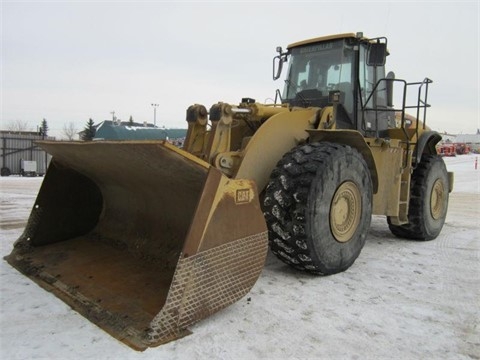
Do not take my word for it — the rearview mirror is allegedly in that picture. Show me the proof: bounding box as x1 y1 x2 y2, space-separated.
367 42 387 66
273 47 288 80
273 55 284 80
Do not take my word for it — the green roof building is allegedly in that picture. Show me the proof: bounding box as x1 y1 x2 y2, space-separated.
93 121 186 141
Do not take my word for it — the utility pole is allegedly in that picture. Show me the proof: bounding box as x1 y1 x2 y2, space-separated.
151 103 159 126
162 125 169 141
41 118 47 174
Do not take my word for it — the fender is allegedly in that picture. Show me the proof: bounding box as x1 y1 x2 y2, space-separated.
235 108 318 192
307 129 379 193
414 130 442 163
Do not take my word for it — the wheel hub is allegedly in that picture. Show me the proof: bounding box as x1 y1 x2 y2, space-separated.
330 181 361 243
430 178 446 220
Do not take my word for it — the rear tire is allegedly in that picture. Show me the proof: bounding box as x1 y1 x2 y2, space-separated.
263 142 372 275
388 154 449 240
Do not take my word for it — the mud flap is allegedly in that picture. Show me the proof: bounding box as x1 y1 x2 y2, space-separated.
4 141 268 350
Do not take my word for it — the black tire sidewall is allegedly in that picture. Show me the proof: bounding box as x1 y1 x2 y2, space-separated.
417 156 449 239
306 147 372 274
1 167 11 177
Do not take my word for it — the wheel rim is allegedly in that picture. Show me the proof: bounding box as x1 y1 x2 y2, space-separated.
330 181 361 243
430 178 446 220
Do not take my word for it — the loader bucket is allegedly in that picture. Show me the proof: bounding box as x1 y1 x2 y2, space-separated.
5 140 268 350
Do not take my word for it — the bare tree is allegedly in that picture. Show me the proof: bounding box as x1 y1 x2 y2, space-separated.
5 119 29 132
62 121 78 140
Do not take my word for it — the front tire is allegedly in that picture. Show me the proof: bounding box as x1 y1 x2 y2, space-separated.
263 142 372 275
388 155 449 240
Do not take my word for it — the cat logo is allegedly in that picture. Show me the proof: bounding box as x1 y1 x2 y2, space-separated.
235 189 251 204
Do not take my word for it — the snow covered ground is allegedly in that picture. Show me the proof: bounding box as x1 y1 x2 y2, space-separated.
1 155 479 359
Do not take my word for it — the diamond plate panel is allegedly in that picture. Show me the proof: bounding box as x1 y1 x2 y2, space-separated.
146 231 268 345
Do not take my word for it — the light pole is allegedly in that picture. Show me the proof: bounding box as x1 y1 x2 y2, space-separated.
162 125 169 141
151 103 159 126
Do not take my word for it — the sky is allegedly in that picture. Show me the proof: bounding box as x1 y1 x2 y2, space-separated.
1 0 479 139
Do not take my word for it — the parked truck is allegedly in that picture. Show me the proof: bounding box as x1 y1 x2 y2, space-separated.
1 131 53 176
6 33 453 350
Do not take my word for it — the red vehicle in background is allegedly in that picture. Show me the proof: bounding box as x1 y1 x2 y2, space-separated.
437 143 456 156
454 143 471 155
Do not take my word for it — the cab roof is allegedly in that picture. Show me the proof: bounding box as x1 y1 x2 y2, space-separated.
287 33 365 50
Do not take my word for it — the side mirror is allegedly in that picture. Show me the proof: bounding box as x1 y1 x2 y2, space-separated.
273 55 284 80
367 42 387 66
273 46 288 80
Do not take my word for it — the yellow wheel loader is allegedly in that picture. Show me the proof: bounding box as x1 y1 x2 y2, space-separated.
5 32 453 350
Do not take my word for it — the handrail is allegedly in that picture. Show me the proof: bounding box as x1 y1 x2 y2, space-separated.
361 77 432 168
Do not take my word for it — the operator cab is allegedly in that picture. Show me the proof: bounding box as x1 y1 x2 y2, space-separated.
274 33 393 135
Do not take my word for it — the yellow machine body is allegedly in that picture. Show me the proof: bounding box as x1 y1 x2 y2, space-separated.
5 32 452 350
